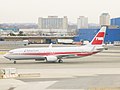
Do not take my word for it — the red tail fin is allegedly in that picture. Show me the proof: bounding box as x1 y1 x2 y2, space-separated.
91 26 106 45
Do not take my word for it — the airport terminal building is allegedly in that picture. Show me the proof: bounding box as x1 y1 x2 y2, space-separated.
74 27 120 44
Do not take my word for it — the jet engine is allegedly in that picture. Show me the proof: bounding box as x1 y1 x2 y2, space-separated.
46 56 58 62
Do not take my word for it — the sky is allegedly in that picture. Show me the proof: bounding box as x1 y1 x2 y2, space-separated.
0 0 120 24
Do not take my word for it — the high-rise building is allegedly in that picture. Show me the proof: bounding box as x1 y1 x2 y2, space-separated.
100 13 110 26
77 16 88 29
38 16 68 29
111 17 120 27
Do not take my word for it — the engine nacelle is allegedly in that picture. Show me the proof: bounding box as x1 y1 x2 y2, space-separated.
46 56 58 62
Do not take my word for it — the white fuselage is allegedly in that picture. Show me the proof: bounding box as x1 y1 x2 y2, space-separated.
4 45 103 60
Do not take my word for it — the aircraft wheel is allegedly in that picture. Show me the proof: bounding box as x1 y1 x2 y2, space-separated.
14 61 16 64
58 59 63 63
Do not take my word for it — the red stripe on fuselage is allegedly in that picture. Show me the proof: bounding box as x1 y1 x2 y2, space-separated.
19 51 99 57
76 52 98 56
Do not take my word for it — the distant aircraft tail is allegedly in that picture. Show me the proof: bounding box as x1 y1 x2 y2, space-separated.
90 26 106 45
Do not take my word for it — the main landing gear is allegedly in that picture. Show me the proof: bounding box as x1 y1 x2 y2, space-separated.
13 61 16 64
58 59 63 63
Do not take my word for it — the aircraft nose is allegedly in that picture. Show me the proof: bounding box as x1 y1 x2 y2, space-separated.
4 53 10 59
4 53 8 58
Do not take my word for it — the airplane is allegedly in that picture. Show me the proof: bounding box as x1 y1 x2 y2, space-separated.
4 26 107 64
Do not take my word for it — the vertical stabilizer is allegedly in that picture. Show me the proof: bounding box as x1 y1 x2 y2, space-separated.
90 26 106 45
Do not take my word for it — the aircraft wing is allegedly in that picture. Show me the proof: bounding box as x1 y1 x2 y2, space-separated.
56 54 77 59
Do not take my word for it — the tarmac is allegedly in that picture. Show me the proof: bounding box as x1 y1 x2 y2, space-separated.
0 44 120 90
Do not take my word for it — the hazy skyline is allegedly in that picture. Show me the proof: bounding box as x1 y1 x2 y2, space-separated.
0 0 119 23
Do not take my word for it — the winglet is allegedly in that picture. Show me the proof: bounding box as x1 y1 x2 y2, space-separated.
90 26 106 45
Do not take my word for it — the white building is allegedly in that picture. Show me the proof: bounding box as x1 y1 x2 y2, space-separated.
77 16 88 29
38 16 68 29
100 13 110 26
38 16 68 36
